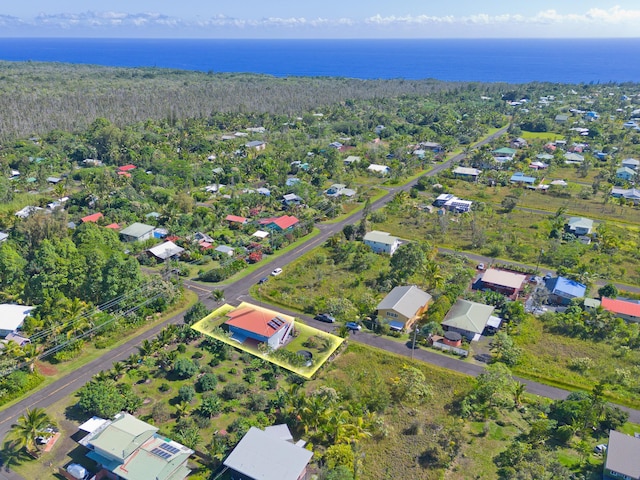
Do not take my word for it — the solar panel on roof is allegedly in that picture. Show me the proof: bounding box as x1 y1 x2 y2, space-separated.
267 321 278 329
160 442 180 454
151 448 171 459
272 317 283 326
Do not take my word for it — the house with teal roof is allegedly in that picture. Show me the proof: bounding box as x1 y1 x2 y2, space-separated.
79 412 193 480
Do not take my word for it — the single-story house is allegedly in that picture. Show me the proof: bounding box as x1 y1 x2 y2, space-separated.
46 176 62 184
434 193 456 207
119 223 156 243
452 166 482 181
376 285 432 331
79 412 193 480
252 230 270 239
566 217 594 235
617 167 636 181
325 184 356 197
148 241 184 262
146 211 161 220
117 164 136 173
510 172 537 185
564 152 585 162
343 155 361 166
511 137 528 149
285 177 301 187
82 159 103 167
193 232 214 244
421 141 443 152
529 161 549 170
223 425 312 480
555 114 569 123
245 140 266 151
493 147 517 157
15 206 44 219
443 197 473 213
282 193 303 207
256 187 271 196
611 187 640 203
259 215 299 231
601 297 640 322
363 230 401 256
226 215 248 225
479 269 527 297
0 304 35 338
224 304 294 351
603 430 640 480
0 232 8 243
367 164 391 175
81 212 104 223
215 245 235 257
441 299 498 342
622 158 640 170
545 276 587 305
105 223 120 230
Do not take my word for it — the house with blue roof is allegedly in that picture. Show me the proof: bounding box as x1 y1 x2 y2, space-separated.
510 172 537 185
545 276 587 305
617 166 636 181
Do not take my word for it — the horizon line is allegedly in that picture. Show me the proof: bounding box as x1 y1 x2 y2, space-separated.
1 36 640 41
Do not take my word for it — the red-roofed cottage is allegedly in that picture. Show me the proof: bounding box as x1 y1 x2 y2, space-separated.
225 305 294 350
118 164 136 172
225 214 248 225
81 212 104 223
258 215 299 231
601 297 640 322
105 223 121 230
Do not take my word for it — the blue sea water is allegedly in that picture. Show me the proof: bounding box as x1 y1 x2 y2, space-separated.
0 37 638 84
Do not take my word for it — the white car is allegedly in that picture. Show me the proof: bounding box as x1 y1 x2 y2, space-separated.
271 268 283 276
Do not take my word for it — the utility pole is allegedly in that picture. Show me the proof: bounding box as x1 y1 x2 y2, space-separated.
411 324 418 359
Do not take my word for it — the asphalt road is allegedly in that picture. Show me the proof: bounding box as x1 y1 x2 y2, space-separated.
7 125 640 477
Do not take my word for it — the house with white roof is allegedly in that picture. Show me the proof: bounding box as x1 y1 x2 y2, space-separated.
367 164 391 175
147 241 184 262
0 304 35 338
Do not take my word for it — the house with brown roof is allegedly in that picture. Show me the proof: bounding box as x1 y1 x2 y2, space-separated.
478 268 526 298
225 304 295 350
226 214 249 225
601 297 640 322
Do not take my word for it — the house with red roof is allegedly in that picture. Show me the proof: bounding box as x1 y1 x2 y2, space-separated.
226 214 248 225
258 215 299 232
118 164 136 172
105 223 121 230
81 212 104 223
601 297 640 323
225 304 294 350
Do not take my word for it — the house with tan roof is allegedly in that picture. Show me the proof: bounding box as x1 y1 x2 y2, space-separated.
376 285 432 331
478 268 527 298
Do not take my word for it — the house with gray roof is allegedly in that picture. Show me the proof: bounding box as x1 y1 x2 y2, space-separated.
611 187 640 203
0 232 8 243
622 158 640 170
223 425 312 480
119 222 156 243
376 285 432 331
604 430 640 480
441 299 498 342
566 217 594 235
79 412 192 480
363 230 401 256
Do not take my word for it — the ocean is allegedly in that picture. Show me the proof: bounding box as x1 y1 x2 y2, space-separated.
0 37 638 84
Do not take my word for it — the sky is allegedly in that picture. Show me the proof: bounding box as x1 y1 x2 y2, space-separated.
1 1 640 38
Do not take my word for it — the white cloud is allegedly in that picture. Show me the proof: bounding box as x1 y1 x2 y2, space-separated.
4 7 640 35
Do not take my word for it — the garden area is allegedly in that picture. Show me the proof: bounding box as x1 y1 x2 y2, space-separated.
191 302 344 378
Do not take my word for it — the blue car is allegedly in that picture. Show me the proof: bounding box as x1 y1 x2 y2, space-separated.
345 322 361 331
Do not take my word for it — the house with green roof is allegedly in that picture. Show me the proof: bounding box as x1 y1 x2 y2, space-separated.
441 299 499 342
119 222 156 243
79 412 192 480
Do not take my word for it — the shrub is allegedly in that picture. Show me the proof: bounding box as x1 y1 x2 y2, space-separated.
221 382 248 400
174 358 198 379
198 373 218 392
178 385 196 403
159 383 171 392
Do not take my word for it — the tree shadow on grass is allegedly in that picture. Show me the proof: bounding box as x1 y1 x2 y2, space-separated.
0 440 31 472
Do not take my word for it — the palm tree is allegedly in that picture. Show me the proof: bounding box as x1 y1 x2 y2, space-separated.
10 408 55 455
513 382 526 408
211 290 225 304
174 401 191 420
111 361 126 380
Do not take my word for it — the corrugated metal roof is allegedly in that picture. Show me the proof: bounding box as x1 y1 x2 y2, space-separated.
441 299 495 334
376 286 432 320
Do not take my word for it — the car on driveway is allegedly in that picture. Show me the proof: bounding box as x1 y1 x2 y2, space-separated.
345 322 361 331
257 277 268 284
314 313 336 323
271 268 283 276
477 263 485 270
